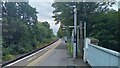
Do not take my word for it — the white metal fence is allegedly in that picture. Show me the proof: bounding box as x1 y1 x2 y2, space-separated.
84 38 120 67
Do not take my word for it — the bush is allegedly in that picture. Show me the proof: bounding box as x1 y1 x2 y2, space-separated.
67 43 73 57
3 54 14 60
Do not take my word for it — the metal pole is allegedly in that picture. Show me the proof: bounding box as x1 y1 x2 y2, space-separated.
83 22 86 62
77 26 79 57
73 5 77 59
83 22 86 59
74 5 77 39
84 22 86 40
80 22 83 58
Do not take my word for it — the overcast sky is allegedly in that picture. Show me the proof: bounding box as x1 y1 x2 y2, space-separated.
29 1 60 35
29 0 119 35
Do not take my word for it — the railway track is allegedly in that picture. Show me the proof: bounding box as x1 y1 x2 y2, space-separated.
2 39 60 67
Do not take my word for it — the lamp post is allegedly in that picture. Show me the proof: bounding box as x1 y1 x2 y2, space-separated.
62 5 77 59
73 5 77 59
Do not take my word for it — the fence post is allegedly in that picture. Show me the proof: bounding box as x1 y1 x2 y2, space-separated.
83 38 90 62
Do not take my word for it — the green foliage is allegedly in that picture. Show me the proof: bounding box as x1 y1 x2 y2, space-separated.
117 9 120 47
2 2 55 61
57 26 64 38
52 2 119 52
3 54 14 60
67 43 73 57
90 10 119 51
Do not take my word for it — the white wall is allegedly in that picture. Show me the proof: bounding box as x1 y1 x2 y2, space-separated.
84 38 120 67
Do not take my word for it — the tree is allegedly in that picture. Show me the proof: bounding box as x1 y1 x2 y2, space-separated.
52 2 119 52
42 21 50 29
57 26 64 38
90 10 119 51
52 2 114 34
2 2 55 60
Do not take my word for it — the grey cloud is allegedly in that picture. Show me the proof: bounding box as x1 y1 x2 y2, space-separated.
29 2 60 35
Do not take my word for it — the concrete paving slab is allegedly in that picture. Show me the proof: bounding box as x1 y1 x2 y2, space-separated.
35 40 90 67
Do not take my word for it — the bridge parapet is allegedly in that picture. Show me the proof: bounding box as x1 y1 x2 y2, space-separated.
84 38 120 67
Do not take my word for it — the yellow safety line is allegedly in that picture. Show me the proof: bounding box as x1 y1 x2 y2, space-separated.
26 40 61 66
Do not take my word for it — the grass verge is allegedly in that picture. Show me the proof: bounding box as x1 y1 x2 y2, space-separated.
66 43 73 57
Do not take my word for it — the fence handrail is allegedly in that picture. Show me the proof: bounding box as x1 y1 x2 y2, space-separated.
88 43 120 58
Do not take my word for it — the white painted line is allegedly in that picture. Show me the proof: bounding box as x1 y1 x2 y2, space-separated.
27 40 61 66
5 40 60 67
27 56 37 62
